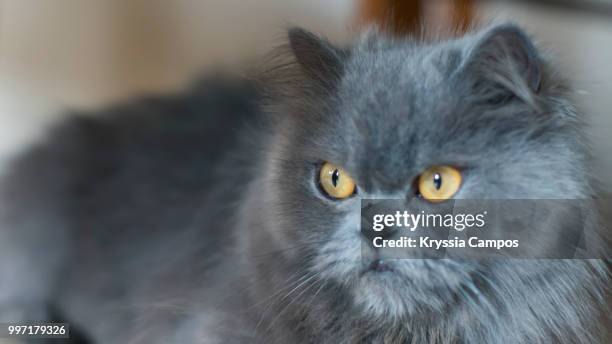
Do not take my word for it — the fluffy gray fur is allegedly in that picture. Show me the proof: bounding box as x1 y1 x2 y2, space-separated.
0 24 609 343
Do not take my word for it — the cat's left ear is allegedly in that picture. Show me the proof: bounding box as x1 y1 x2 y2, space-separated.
288 28 347 86
460 24 542 107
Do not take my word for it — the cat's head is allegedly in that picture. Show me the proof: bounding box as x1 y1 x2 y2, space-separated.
258 24 592 320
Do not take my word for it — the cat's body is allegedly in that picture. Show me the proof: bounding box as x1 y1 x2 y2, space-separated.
1 24 609 343
0 78 264 343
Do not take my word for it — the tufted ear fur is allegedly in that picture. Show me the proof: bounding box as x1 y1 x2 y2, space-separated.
288 28 347 87
460 24 542 108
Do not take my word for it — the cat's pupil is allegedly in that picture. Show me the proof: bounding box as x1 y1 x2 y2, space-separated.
332 169 340 187
433 173 442 190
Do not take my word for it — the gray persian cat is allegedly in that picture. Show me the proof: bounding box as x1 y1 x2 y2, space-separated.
0 24 609 343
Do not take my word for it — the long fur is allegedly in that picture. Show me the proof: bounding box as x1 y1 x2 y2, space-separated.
0 24 609 343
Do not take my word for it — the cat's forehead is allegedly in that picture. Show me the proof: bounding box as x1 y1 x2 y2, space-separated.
346 37 460 86
337 38 462 120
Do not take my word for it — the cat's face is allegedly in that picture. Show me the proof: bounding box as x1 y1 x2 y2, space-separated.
262 25 587 319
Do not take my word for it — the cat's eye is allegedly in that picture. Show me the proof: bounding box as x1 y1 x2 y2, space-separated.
417 166 462 203
319 162 356 200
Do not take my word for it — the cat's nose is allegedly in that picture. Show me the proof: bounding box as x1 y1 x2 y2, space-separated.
360 200 397 244
361 223 396 243
361 199 396 247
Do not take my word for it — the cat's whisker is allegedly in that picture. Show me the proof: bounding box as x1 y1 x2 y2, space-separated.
264 272 322 334
244 270 311 311
273 271 320 307
457 281 498 324
304 278 327 311
246 239 329 259
252 271 318 334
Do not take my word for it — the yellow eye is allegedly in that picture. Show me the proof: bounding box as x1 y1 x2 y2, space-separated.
319 162 356 199
418 166 462 203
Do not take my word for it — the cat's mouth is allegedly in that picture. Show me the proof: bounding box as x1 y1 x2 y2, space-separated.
361 259 396 275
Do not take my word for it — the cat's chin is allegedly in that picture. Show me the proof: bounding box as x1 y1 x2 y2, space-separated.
348 259 474 319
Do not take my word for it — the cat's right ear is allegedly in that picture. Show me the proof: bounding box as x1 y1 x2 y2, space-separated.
288 28 347 87
459 24 543 109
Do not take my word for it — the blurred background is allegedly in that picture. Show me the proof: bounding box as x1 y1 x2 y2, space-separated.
0 0 610 188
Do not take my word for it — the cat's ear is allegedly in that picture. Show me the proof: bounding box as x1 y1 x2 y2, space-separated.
288 28 346 86
461 24 542 107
